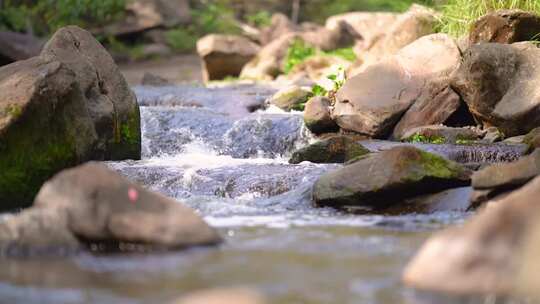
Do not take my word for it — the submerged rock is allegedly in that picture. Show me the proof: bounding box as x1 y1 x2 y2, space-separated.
469 9 540 45
0 163 220 256
452 42 540 137
197 34 260 82
312 146 471 211
0 26 141 209
303 96 339 134
403 175 540 296
289 135 369 164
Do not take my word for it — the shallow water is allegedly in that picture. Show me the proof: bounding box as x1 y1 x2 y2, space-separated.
0 85 526 304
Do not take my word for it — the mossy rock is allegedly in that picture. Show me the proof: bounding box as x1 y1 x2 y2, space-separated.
289 135 369 164
313 146 471 212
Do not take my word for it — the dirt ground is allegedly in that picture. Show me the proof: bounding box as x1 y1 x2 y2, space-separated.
119 54 203 86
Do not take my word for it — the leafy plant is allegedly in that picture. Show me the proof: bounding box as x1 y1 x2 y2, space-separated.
438 0 540 37
165 28 199 53
311 84 328 97
246 11 272 28
324 47 357 62
284 39 317 74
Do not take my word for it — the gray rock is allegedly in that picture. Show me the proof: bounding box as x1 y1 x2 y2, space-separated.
452 42 540 137
289 135 369 164
303 96 339 134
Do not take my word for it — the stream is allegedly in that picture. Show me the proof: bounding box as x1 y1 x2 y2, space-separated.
0 84 528 304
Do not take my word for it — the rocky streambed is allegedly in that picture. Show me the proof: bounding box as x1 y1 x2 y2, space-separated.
0 83 528 304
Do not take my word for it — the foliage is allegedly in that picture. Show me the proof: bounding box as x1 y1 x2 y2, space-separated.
324 48 357 62
438 0 540 37
284 39 317 74
165 28 199 53
246 11 272 28
0 0 126 35
407 134 446 144
311 84 328 97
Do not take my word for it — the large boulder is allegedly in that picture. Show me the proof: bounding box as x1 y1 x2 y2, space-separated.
197 34 260 82
469 10 540 45
312 146 471 211
452 42 540 137
240 34 297 80
0 26 141 209
0 163 221 256
334 34 461 138
41 26 141 160
102 0 191 36
289 135 369 164
0 31 43 66
403 175 540 296
355 4 438 72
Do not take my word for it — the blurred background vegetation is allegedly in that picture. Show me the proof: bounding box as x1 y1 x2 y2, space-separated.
1 0 539 60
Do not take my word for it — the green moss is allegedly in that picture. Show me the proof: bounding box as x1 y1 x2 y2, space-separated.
0 115 79 209
417 150 464 179
110 106 141 160
5 104 23 119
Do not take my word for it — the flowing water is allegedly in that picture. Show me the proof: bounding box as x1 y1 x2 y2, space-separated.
0 84 528 304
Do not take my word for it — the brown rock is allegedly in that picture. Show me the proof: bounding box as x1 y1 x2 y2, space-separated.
392 81 472 140
334 34 461 138
403 175 540 295
259 13 297 45
400 125 482 144
172 288 267 304
141 72 171 86
452 42 540 137
469 9 540 45
34 163 221 249
289 135 369 164
197 34 260 82
41 26 141 160
303 96 339 134
0 31 43 66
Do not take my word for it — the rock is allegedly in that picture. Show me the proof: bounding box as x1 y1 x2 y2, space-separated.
141 72 172 86
403 175 540 295
472 149 540 190
33 163 221 250
524 127 540 152
197 34 260 82
334 34 461 138
172 288 267 304
303 96 339 134
452 42 540 137
289 135 369 164
325 12 399 53
267 86 311 111
0 26 141 210
356 4 438 72
469 149 540 208
312 146 471 211
0 163 220 255
469 9 540 45
0 31 43 66
300 21 362 52
382 187 472 215
482 127 504 143
41 26 141 160
141 43 172 58
400 125 483 144
259 13 297 46
240 34 297 80
392 80 473 139
102 0 191 36
0 208 80 256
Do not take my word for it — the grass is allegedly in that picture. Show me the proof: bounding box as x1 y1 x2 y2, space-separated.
438 0 540 37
